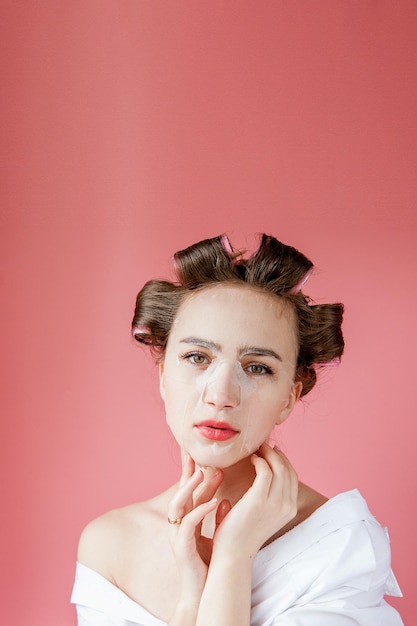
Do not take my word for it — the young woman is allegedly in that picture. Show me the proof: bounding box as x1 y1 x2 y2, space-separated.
71 234 403 625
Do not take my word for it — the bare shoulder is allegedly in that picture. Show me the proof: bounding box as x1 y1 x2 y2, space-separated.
298 482 328 519
77 498 164 583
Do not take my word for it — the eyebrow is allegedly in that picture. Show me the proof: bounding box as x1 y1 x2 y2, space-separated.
179 337 283 362
180 337 221 351
240 345 283 362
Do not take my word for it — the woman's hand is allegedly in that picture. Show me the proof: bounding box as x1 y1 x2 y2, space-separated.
167 454 225 614
211 442 298 560
167 444 298 625
192 443 297 626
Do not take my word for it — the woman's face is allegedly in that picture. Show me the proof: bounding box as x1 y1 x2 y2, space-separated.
159 284 302 469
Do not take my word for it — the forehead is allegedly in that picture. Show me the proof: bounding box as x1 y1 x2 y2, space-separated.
170 284 297 356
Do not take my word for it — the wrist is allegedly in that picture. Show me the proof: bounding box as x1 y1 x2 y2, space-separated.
197 556 252 626
211 541 258 566
209 548 255 576
169 599 200 626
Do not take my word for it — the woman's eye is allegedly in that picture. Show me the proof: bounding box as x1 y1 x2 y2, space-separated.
181 352 209 366
246 363 273 376
191 354 207 364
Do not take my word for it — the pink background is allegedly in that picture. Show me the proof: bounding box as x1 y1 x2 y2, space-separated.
1 2 415 624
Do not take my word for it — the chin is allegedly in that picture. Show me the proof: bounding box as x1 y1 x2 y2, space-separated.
189 443 253 470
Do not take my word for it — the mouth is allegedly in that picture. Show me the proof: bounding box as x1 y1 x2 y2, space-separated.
194 420 239 442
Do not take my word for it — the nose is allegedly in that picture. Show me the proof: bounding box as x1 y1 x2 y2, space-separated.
202 362 241 410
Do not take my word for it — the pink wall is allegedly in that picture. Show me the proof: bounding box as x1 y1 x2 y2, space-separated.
1 2 415 623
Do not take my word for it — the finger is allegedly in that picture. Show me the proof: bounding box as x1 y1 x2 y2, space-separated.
169 499 217 568
215 499 231 530
168 468 204 520
270 444 294 469
250 454 273 500
179 453 195 488
260 444 298 516
258 443 297 487
175 498 218 541
271 445 298 495
193 469 224 508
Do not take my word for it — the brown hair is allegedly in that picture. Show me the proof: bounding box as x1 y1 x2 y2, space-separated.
132 234 344 397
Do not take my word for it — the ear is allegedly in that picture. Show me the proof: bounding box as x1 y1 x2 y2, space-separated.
275 381 302 425
158 361 166 400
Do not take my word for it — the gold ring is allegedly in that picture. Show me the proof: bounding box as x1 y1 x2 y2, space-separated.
168 517 182 525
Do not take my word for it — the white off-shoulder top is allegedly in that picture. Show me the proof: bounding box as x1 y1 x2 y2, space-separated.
71 490 403 625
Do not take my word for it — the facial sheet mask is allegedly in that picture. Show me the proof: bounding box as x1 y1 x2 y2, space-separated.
195 357 256 460
162 352 297 469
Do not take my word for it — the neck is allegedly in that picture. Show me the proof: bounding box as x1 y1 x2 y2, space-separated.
199 455 256 507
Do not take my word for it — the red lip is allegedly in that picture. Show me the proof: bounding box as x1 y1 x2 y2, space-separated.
195 421 239 442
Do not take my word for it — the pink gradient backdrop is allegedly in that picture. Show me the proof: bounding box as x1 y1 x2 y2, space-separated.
1 2 415 624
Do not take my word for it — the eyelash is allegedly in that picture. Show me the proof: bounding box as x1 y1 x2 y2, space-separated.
246 363 274 376
180 352 275 376
180 351 209 366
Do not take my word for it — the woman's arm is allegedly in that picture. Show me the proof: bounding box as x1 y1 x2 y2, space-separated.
168 444 298 626
196 553 253 626
167 455 223 626
194 444 298 626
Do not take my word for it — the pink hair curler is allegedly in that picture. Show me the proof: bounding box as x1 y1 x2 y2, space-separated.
132 326 153 344
290 267 313 295
220 233 234 256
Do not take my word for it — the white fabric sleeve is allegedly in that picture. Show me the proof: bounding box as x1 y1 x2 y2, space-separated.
71 562 167 626
273 523 403 626
272 603 403 625
252 519 403 626
75 603 138 626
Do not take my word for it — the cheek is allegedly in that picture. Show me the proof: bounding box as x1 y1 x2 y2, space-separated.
231 395 279 454
163 392 183 441
245 389 291 430
162 379 198 429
